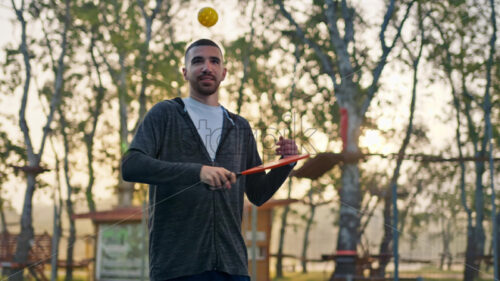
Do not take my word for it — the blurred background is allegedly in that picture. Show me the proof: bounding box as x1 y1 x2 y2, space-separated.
0 0 498 280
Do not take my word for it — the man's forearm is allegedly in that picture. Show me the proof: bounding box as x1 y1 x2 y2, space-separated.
121 150 202 185
245 165 293 206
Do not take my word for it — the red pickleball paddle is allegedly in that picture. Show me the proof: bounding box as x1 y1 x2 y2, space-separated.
238 154 310 176
207 154 310 191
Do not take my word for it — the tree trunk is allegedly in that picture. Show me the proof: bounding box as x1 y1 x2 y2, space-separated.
85 31 106 213
374 191 392 277
0 203 8 233
275 181 292 278
275 1 414 277
331 104 362 280
332 162 361 279
65 207 76 281
301 204 316 273
10 2 34 279
50 203 61 281
439 219 445 270
464 226 478 281
136 0 163 128
59 109 77 281
10 173 36 281
117 52 134 207
497 213 500 268
117 179 135 207
64 152 75 281
472 161 486 279
50 153 62 281
439 219 452 271
12 1 70 279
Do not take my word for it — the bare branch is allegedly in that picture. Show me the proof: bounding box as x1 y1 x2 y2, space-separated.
341 0 354 45
379 0 396 51
135 0 164 131
10 0 19 13
38 0 71 159
325 0 354 80
237 0 257 115
13 0 36 162
151 0 163 20
137 0 147 19
97 45 118 83
359 0 416 118
275 0 339 89
40 15 56 76
358 195 380 239
84 30 107 213
430 13 473 218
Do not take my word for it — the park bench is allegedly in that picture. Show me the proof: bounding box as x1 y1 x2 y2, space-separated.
0 231 52 281
322 253 391 277
322 253 425 281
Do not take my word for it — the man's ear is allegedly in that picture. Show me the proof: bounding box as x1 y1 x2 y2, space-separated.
182 67 187 80
222 67 227 81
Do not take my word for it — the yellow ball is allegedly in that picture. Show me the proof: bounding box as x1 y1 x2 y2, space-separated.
198 7 218 27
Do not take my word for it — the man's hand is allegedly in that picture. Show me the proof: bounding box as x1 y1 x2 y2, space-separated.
275 136 298 158
200 166 237 190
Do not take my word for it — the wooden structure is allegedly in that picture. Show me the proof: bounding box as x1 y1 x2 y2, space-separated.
322 252 393 277
73 206 147 281
0 231 52 281
321 252 428 280
242 199 298 281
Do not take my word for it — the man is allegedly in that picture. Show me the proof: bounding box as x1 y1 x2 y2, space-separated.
122 39 298 281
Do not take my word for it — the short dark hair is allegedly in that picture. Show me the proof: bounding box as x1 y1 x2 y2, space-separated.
184 39 223 63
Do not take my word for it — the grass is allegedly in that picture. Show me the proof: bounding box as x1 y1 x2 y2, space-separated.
0 269 90 281
271 268 497 281
273 271 330 281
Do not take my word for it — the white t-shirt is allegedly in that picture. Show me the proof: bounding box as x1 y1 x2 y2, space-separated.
183 97 223 161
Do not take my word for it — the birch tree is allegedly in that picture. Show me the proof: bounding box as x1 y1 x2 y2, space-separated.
48 139 63 281
300 181 332 273
93 0 186 206
0 127 24 235
427 1 499 279
377 6 426 277
8 0 71 279
266 0 416 277
56 109 77 281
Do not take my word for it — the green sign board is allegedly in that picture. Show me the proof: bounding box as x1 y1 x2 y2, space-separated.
96 223 148 281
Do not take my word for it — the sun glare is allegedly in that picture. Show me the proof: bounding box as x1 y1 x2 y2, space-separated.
360 129 384 152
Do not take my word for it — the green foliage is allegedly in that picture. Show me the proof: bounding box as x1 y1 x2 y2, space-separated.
0 129 25 170
0 124 24 218
74 2 100 27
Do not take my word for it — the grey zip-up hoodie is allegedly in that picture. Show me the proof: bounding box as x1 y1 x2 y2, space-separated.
121 98 292 280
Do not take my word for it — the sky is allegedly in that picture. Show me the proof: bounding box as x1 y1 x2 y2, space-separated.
0 1 14 56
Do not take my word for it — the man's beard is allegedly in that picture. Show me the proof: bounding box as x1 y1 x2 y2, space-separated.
193 79 220 96
196 86 217 96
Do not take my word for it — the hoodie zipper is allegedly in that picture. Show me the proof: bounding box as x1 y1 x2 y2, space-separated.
212 112 235 270
178 98 235 270
212 165 219 270
211 125 234 270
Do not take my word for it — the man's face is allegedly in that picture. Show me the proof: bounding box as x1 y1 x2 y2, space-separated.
183 45 227 97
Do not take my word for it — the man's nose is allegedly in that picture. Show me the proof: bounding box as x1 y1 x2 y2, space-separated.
201 62 212 73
